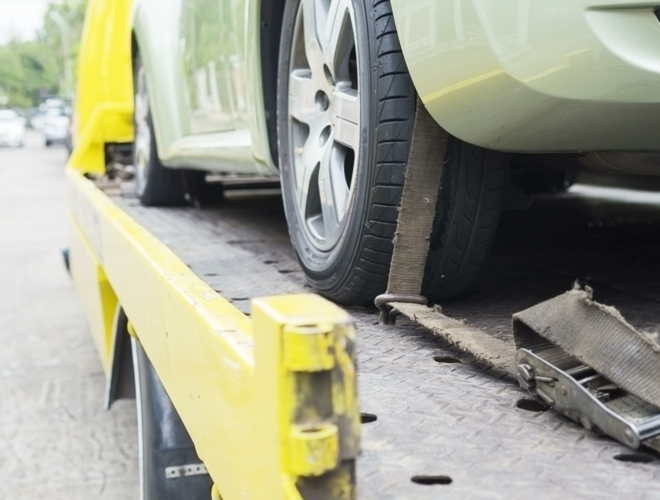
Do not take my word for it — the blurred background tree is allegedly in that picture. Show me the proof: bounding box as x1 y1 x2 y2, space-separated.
0 0 86 108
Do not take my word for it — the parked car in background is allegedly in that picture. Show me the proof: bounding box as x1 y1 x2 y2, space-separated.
43 108 71 147
30 112 46 131
0 109 26 147
30 98 71 131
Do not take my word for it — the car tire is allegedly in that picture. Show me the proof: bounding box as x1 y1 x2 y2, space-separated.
422 138 509 301
132 337 213 500
132 53 205 207
278 0 509 305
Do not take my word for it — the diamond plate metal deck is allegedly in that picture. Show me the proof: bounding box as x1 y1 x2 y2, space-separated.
114 186 660 499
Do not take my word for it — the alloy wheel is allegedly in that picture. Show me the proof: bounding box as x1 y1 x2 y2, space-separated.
134 66 151 197
287 0 360 252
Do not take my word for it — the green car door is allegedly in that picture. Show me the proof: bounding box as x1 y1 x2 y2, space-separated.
133 0 272 176
181 0 234 134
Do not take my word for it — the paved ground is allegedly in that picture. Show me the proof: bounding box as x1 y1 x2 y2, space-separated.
0 131 138 499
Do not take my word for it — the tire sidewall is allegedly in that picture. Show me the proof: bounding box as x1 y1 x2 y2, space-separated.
277 0 378 293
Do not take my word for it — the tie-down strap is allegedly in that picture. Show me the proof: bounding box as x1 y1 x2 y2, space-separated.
375 99 447 324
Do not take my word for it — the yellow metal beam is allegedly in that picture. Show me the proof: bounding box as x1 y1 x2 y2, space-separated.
69 214 118 373
70 0 134 174
67 167 359 499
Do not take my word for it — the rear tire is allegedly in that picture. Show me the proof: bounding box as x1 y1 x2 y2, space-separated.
278 0 509 305
132 53 205 206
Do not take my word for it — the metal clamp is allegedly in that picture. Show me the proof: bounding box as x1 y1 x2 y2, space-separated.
516 348 660 449
374 294 428 325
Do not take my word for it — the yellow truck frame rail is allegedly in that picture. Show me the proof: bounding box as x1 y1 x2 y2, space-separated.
67 0 360 498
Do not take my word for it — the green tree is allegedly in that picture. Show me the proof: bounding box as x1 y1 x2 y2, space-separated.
0 0 86 108
40 0 87 97
0 39 60 107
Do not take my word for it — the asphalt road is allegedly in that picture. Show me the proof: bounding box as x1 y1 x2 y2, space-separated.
0 130 138 499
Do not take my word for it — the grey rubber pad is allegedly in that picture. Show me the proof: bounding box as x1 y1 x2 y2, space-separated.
115 185 660 499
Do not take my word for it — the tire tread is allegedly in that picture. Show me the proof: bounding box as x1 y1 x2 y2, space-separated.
330 4 414 304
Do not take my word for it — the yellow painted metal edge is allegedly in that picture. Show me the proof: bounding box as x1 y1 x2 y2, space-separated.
66 166 360 499
68 212 118 373
71 0 134 175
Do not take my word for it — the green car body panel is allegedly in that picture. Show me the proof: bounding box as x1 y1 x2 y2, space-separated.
131 0 276 176
132 0 660 177
390 0 660 152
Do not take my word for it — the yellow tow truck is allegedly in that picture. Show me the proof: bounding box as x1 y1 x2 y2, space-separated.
67 0 660 499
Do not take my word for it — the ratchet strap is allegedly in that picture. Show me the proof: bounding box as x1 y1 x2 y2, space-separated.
375 99 447 324
378 104 660 448
513 285 660 451
378 117 660 449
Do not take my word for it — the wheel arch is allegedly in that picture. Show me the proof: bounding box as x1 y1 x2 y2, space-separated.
260 0 287 168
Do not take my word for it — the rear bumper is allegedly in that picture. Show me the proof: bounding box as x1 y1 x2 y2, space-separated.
392 0 660 155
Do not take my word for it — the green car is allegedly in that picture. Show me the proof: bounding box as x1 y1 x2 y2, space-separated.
132 0 660 305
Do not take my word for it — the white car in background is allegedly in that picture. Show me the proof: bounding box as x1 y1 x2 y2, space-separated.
0 110 26 148
43 108 71 147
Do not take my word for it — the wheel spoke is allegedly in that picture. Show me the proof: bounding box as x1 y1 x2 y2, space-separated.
335 89 359 125
288 70 316 124
301 0 322 69
135 71 149 128
334 90 360 150
297 132 321 210
322 0 351 72
329 144 351 219
318 143 340 241
135 93 146 125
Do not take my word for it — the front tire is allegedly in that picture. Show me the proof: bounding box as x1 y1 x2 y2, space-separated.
278 0 509 305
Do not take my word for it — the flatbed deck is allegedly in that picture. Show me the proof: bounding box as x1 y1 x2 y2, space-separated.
108 181 660 499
